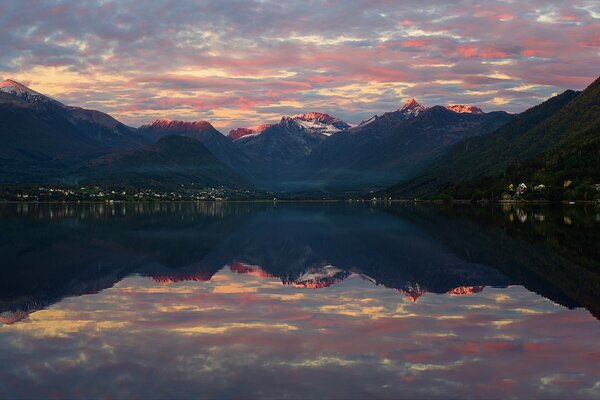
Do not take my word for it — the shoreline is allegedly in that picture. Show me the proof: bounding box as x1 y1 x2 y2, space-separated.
0 199 598 205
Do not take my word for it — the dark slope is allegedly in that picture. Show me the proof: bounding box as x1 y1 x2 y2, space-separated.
0 95 104 182
0 79 146 151
0 80 148 183
86 135 251 189
138 119 256 181
65 106 148 149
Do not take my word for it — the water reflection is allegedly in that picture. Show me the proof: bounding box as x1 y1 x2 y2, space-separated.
0 202 599 399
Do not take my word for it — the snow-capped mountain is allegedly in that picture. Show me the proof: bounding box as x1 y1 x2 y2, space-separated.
399 98 427 117
357 99 485 129
0 79 62 105
229 113 350 169
446 104 484 114
228 112 349 141
292 112 351 136
0 78 516 194
293 99 512 193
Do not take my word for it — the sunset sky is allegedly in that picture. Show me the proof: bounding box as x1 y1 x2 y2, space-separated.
1 0 599 132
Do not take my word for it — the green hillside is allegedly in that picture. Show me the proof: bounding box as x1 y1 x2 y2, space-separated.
387 76 600 201
84 135 251 190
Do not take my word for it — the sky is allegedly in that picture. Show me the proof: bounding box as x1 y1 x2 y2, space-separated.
1 0 599 133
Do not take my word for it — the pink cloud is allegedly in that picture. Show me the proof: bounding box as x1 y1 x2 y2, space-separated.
1 0 597 129
457 45 478 59
495 12 513 21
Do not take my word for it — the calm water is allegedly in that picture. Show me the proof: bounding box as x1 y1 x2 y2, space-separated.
0 202 599 399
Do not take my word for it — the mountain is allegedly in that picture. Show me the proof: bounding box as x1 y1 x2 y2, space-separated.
355 98 428 131
228 112 349 141
139 118 222 141
228 113 351 187
0 79 147 150
86 135 250 189
0 81 255 189
0 91 102 182
232 116 329 165
0 79 148 183
138 118 255 179
291 112 351 136
286 99 512 193
63 106 147 149
0 79 63 105
388 75 600 199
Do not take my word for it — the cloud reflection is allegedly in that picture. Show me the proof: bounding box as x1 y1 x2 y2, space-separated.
0 271 599 399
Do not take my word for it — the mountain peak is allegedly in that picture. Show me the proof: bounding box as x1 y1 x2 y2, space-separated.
229 111 350 140
400 98 425 111
1 78 27 88
0 78 58 103
398 98 427 117
446 104 484 114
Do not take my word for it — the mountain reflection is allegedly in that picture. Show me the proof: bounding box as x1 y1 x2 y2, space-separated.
1 202 598 324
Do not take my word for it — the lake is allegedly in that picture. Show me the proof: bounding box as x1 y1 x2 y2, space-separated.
0 202 599 399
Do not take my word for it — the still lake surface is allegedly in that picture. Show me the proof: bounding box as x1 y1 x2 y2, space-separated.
0 202 599 399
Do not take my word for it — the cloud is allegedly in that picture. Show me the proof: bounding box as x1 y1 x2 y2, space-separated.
0 0 598 132
1 273 599 399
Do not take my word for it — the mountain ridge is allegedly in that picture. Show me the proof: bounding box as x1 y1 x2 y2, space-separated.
86 135 250 189
385 76 599 200
1 77 596 198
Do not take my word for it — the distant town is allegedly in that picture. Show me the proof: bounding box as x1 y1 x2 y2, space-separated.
0 185 272 202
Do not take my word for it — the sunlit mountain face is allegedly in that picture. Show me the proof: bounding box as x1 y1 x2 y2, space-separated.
0 202 599 399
